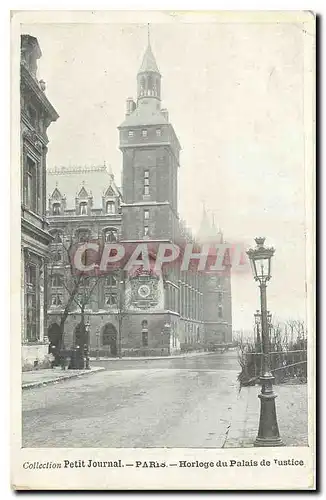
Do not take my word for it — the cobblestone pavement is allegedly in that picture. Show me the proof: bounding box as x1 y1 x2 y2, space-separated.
22 352 308 448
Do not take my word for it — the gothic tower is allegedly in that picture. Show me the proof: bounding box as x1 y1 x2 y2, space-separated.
118 31 183 354
118 35 181 243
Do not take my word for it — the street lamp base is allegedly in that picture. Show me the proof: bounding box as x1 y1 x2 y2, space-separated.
254 392 284 447
254 436 284 447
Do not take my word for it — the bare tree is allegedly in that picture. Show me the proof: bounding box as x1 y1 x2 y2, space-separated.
47 228 102 350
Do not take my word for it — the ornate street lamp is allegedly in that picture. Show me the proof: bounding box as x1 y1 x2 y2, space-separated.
247 237 283 447
84 322 91 370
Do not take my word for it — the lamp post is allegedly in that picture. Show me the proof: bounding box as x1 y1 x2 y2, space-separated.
163 322 171 356
117 270 125 359
84 321 91 370
96 327 100 360
247 237 283 447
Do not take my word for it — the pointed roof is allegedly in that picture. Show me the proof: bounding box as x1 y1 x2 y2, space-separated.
50 187 62 200
138 43 160 74
47 165 122 210
105 185 115 197
197 205 223 244
77 186 89 198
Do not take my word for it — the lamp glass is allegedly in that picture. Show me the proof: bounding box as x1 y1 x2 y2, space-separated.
254 256 271 280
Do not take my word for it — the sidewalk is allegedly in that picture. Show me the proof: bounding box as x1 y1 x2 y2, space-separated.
22 366 105 390
224 383 308 448
89 351 223 361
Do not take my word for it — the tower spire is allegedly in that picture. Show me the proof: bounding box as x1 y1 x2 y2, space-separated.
137 26 161 102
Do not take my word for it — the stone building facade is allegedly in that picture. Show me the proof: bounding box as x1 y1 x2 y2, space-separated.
21 35 59 367
46 40 232 356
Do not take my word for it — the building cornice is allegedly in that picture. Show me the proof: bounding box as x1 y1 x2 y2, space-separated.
21 217 53 246
21 64 59 122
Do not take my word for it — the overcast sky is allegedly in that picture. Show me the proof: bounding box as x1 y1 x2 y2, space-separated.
22 19 309 332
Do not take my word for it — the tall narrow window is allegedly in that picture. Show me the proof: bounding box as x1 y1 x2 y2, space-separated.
218 292 223 303
144 226 149 237
106 201 115 214
79 202 88 215
144 170 149 195
26 156 37 212
25 263 38 341
156 128 161 137
218 305 223 318
144 209 149 220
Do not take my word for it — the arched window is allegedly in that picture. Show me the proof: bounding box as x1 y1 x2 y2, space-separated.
52 202 61 215
104 229 118 243
76 229 90 243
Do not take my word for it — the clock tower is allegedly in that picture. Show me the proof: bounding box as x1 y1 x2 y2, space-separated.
118 33 182 354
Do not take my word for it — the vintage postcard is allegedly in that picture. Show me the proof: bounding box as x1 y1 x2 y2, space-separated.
11 10 315 490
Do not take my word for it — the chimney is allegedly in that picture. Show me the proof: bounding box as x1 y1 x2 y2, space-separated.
126 97 136 116
161 108 169 122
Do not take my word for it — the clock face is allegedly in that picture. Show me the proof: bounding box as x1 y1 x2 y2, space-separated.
138 284 151 298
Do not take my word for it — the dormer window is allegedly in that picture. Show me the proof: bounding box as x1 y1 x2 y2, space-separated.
79 202 88 215
106 201 115 214
52 203 61 215
141 129 148 138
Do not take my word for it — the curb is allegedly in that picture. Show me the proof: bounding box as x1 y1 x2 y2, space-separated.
90 352 225 362
22 367 105 390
